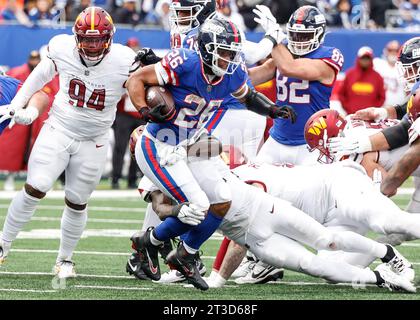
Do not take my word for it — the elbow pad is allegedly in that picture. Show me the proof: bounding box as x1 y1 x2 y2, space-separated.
383 118 411 150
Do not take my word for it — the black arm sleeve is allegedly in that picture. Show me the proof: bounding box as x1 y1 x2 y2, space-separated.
394 101 407 120
382 117 411 150
243 89 274 117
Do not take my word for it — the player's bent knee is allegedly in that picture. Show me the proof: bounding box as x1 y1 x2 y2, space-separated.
210 201 232 218
313 233 337 251
24 183 46 199
65 198 87 211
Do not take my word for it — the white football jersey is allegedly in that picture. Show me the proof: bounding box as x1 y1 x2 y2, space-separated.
343 117 400 138
45 34 136 140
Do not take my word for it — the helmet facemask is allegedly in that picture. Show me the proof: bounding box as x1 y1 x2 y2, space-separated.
396 60 420 92
201 40 242 77
169 3 203 34
287 25 324 56
76 32 112 62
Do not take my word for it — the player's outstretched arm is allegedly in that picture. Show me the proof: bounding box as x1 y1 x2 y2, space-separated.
381 138 420 197
271 44 336 84
248 59 277 86
13 90 50 126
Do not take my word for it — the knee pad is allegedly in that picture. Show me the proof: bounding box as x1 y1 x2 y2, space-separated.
65 198 87 211
26 174 54 194
24 183 46 199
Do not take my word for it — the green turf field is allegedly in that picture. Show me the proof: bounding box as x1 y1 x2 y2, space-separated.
0 189 419 300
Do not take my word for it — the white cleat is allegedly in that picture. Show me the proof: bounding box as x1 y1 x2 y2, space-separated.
54 260 77 279
231 257 256 279
375 263 416 293
153 269 185 284
385 245 415 282
234 261 284 284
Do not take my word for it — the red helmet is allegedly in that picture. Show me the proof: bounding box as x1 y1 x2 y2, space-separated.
220 145 247 169
304 109 346 164
73 7 116 62
407 88 420 123
129 125 146 159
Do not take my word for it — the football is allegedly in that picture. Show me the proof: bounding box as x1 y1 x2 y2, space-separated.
145 86 176 117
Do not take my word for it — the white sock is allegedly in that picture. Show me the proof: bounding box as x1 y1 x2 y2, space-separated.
183 242 198 255
1 189 40 255
57 205 87 262
149 231 164 246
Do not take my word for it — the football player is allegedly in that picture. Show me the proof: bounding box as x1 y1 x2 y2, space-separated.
249 5 344 165
0 74 49 135
137 158 416 293
126 16 296 290
0 7 136 278
327 37 420 213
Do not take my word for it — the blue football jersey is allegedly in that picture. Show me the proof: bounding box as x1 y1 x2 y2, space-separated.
411 80 420 95
0 75 21 134
171 27 199 51
147 48 250 145
270 45 344 146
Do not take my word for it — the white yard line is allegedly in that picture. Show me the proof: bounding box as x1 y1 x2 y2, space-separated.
0 271 133 279
0 190 139 200
0 288 58 293
0 204 144 213
0 216 143 224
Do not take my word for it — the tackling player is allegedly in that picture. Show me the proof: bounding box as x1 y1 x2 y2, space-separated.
0 7 136 278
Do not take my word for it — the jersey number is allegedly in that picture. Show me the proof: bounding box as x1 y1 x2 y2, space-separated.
277 76 310 104
68 79 105 111
174 94 223 129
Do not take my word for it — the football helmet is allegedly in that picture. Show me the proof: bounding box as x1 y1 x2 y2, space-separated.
286 5 326 56
304 109 346 164
73 6 116 62
198 17 243 77
129 125 145 159
396 37 420 92
170 0 216 34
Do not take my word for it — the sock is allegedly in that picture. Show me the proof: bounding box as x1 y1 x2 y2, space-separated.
183 242 197 255
153 217 192 242
57 205 88 262
141 203 162 231
150 231 164 246
1 188 40 254
381 244 396 263
213 237 231 272
183 211 223 250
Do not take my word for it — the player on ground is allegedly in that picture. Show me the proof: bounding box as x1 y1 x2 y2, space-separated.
126 16 296 290
0 7 136 278
137 158 416 293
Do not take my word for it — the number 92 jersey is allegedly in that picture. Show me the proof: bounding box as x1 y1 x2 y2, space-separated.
147 48 250 146
272 45 343 146
46 34 135 140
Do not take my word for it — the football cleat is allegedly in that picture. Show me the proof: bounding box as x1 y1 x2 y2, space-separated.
231 255 256 279
166 242 209 290
234 261 284 285
54 260 77 279
130 227 162 281
154 252 207 284
374 263 416 293
159 239 174 262
0 245 6 266
382 245 415 282
126 252 148 280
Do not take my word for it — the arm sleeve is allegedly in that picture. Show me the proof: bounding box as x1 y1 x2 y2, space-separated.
382 117 411 150
242 38 274 66
11 58 57 108
394 101 408 120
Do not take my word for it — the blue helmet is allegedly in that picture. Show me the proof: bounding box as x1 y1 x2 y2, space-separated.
169 0 216 34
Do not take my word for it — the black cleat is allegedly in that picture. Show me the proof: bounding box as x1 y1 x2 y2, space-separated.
159 239 174 262
126 252 148 280
166 242 209 291
130 227 162 281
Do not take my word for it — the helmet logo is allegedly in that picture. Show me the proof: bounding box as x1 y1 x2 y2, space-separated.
201 23 224 35
314 14 326 24
413 48 420 58
307 117 327 135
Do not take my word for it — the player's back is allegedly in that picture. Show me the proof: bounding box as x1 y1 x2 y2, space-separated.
47 34 135 140
271 45 343 145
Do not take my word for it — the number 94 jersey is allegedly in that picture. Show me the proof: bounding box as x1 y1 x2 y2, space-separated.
271 45 343 146
46 34 135 140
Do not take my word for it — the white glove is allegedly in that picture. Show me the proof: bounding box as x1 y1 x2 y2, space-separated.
253 5 286 45
176 203 206 226
352 107 388 121
13 105 39 125
0 104 18 125
327 134 372 157
158 145 187 167
372 168 382 191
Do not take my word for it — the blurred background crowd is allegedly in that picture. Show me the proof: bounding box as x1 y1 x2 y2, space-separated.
0 0 419 30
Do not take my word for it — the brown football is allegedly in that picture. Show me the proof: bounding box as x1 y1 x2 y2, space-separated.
145 86 175 117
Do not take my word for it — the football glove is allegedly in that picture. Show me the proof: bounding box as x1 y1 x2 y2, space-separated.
253 5 286 45
158 144 187 167
0 104 18 125
135 48 161 66
327 134 372 157
269 105 297 123
138 105 175 123
13 106 39 126
173 203 206 226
